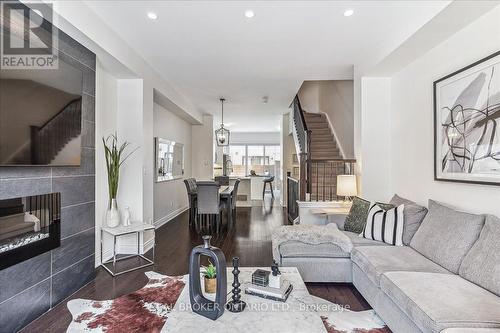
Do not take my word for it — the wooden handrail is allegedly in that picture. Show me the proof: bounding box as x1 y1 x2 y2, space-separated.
310 158 357 163
294 96 309 132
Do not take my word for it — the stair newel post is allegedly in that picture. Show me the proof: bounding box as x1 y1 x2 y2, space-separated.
299 152 307 201
306 129 312 197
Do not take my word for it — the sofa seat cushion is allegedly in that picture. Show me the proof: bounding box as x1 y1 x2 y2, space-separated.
351 246 450 286
410 200 485 274
343 231 389 247
279 240 351 259
380 272 500 333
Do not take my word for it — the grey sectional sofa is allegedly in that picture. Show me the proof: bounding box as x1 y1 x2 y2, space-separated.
277 197 500 333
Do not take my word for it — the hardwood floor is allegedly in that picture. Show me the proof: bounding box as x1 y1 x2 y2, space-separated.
22 202 381 333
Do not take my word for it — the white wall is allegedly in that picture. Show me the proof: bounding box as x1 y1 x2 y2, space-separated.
230 132 280 145
319 81 354 159
192 114 214 180
389 6 500 215
153 103 192 226
95 61 118 264
360 77 392 202
281 112 297 206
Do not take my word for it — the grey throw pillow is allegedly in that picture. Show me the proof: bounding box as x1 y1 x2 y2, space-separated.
459 215 500 297
344 197 370 234
344 197 393 234
410 200 485 273
389 194 428 245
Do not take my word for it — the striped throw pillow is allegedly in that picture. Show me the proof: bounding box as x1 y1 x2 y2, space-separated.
361 203 405 246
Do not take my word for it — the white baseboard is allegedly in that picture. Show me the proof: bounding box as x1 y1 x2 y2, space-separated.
144 237 155 254
154 206 189 229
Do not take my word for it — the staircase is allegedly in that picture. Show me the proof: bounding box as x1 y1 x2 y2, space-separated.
290 95 355 202
303 112 341 160
33 98 82 165
8 98 82 165
303 111 345 201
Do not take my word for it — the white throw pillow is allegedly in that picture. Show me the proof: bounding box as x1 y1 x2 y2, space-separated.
360 203 405 246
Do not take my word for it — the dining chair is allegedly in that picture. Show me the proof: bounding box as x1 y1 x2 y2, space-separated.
183 178 197 226
214 176 229 186
196 181 223 231
231 179 240 222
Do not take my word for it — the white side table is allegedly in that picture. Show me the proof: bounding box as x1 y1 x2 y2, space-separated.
100 222 155 276
297 201 352 226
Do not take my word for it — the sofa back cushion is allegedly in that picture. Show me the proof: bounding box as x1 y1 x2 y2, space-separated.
459 215 500 296
410 200 485 273
389 194 428 245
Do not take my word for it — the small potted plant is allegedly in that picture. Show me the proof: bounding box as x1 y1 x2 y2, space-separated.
202 260 217 294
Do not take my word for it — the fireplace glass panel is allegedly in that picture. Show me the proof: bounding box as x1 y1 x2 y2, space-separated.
0 193 61 270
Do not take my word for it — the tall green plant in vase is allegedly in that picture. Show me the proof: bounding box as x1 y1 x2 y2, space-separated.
103 134 137 227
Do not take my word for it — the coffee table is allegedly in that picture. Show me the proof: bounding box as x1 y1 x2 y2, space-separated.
162 267 327 332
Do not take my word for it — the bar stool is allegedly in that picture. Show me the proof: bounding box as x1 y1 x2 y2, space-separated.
262 176 275 199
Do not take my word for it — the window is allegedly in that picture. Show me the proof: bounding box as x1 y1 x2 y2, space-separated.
226 144 280 177
227 145 246 177
247 146 265 175
264 145 280 177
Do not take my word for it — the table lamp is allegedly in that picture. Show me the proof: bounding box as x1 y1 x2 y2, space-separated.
337 175 357 201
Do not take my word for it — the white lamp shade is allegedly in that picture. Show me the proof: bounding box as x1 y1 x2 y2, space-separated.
337 175 357 197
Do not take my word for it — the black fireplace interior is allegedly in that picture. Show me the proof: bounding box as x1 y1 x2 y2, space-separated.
0 193 61 270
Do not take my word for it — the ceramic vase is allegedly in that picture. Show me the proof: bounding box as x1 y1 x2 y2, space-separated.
123 206 131 226
106 199 120 228
189 235 227 320
204 276 217 294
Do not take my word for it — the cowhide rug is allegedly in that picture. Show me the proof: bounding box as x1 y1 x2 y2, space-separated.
66 272 185 333
308 295 388 333
67 272 386 333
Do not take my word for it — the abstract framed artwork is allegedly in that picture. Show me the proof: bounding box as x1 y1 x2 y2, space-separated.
434 51 500 186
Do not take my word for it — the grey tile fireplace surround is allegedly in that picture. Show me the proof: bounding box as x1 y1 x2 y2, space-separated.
0 30 96 332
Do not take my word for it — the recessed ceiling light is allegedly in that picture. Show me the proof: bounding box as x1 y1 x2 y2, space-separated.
244 10 255 18
344 9 354 17
147 12 158 20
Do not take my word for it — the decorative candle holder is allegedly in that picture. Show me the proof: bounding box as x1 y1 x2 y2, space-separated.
226 257 246 313
189 235 227 320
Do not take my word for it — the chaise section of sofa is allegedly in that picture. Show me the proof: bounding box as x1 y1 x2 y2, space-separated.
279 230 387 282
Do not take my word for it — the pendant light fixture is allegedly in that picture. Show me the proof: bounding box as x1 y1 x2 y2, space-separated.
215 98 230 146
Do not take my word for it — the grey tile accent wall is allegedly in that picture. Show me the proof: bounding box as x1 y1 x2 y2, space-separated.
0 25 96 332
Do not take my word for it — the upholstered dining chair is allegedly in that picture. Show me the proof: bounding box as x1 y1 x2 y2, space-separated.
183 178 197 226
231 178 240 220
228 178 240 225
196 181 223 231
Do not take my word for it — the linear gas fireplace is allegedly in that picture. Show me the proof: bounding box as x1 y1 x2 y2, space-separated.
0 193 61 270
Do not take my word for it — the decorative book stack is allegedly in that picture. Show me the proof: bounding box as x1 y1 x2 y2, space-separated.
251 269 270 287
246 264 292 302
245 279 293 302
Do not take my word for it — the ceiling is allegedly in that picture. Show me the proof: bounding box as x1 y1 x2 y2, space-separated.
85 1 449 131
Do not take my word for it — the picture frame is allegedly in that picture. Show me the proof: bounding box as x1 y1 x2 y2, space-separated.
434 50 500 186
